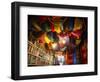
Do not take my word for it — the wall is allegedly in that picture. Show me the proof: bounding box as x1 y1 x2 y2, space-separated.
0 0 99 82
